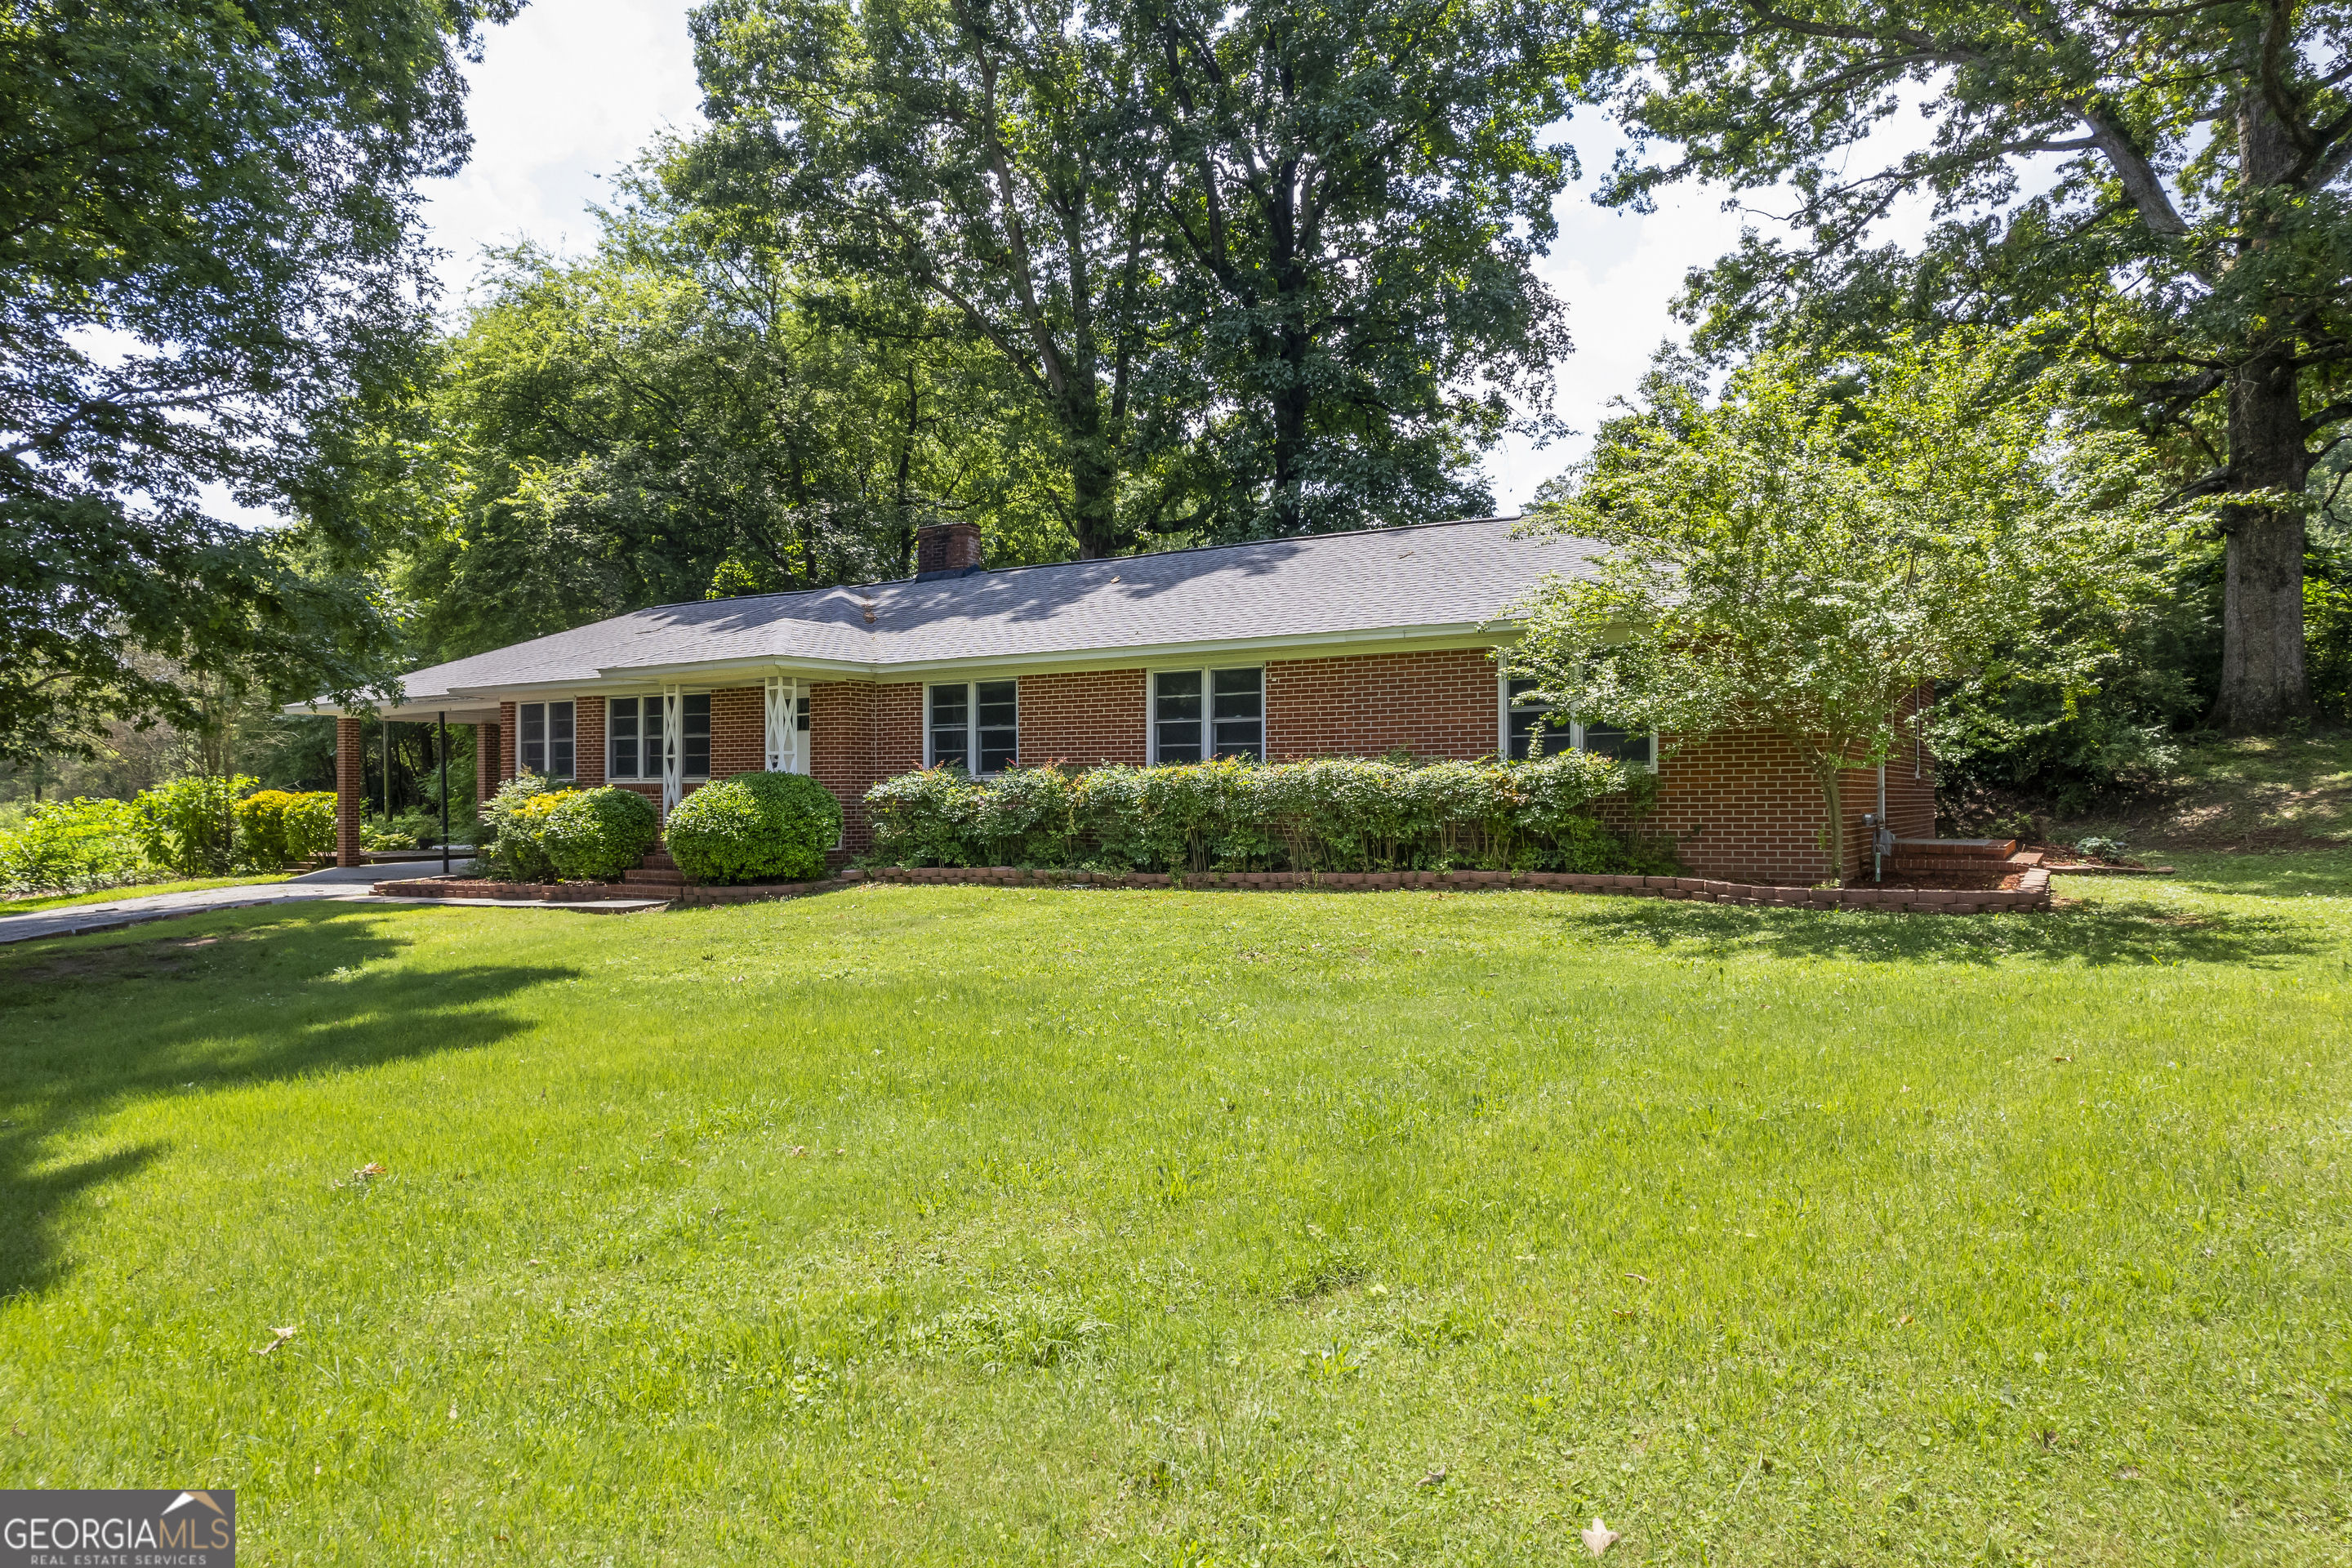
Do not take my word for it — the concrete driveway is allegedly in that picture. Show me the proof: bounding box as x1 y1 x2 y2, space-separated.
0 861 474 945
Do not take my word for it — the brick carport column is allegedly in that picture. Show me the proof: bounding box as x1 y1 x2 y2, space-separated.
335 715 365 867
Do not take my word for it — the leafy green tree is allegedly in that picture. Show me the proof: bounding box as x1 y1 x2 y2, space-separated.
1144 0 1582 536
1512 332 2182 882
687 0 1585 553
384 215 1061 663
0 0 523 760
689 0 1183 558
1580 0 2352 732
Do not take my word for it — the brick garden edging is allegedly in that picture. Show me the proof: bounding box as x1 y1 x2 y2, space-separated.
865 863 2054 913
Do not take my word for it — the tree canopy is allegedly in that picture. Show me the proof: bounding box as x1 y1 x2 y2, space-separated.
1512 331 2183 880
1580 0 2352 733
685 0 1583 555
0 0 523 760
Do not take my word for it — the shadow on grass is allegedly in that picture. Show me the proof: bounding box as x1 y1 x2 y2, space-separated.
1537 891 2331 969
0 904 576 1300
2147 849 2352 899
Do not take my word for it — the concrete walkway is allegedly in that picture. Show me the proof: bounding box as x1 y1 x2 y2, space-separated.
0 862 472 945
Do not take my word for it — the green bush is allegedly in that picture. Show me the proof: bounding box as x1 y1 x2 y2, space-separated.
538 786 660 880
0 797 154 893
133 774 252 875
479 773 561 882
862 751 1669 875
666 772 844 884
234 790 336 869
864 767 985 868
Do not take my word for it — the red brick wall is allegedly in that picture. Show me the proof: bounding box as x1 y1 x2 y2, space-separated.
811 680 924 851
573 697 605 786
465 655 1940 879
711 686 764 777
336 715 363 867
1642 730 1938 884
1018 668 1147 767
1266 648 1500 761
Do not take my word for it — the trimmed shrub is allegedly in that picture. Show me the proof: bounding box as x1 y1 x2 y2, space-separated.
134 774 252 875
866 767 984 868
479 773 561 882
538 786 660 880
0 797 152 893
666 772 844 884
234 790 336 869
862 752 1670 875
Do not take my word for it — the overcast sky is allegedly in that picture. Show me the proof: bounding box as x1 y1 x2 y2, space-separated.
419 0 1795 515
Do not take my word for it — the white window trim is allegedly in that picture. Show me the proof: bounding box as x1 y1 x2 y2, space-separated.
518 699 577 778
1498 674 1656 771
608 691 714 786
1148 665 1266 765
926 679 1020 776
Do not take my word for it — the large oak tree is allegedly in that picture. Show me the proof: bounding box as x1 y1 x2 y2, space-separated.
0 0 522 760
1582 0 2352 731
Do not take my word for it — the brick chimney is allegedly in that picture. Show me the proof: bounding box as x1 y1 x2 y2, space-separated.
913 520 985 580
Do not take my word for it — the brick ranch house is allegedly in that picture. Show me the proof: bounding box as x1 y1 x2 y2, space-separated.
301 515 1934 881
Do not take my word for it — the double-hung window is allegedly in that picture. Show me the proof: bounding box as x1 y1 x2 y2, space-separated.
679 694 711 777
1504 678 1557 760
606 694 710 780
927 679 1018 774
607 696 659 779
1502 676 1653 768
1152 667 1263 764
519 700 575 777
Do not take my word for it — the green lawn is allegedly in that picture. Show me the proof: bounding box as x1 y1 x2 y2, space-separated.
2 858 2348 1565
0 873 294 916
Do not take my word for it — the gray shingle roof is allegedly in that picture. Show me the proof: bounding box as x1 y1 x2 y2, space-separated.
372 515 1597 708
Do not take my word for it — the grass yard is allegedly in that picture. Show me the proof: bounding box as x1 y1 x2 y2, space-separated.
2 858 2349 1565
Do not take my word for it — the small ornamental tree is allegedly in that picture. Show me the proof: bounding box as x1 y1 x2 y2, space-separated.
1511 330 2180 884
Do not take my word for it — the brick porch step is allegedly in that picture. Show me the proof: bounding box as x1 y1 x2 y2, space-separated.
640 850 678 871
624 868 686 889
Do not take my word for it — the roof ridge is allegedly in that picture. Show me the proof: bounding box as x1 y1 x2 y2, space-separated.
675 514 1527 615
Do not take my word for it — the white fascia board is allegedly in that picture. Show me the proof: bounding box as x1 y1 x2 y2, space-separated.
315 622 1529 708
865 622 1521 682
279 697 502 722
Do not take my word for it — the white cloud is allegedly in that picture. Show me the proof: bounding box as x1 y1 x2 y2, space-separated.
420 0 706 302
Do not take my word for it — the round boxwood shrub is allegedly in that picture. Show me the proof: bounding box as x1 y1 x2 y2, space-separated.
666 772 843 884
537 786 661 880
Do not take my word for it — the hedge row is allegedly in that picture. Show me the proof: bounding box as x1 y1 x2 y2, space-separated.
862 753 1672 875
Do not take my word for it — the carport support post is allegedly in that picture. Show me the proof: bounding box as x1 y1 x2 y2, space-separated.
439 710 450 878
335 715 365 868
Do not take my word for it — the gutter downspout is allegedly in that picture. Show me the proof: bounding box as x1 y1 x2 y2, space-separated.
1876 762 1888 883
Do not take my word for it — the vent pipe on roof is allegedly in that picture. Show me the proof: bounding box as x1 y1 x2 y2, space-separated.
913 520 985 580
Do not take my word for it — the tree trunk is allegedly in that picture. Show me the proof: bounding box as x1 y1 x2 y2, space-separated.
2208 348 2312 733
1068 417 1120 559
1814 755 1847 886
